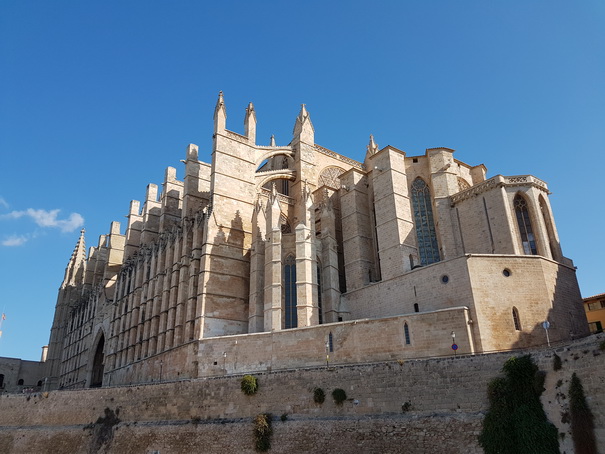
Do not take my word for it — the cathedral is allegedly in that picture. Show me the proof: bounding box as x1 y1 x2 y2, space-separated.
43 92 588 390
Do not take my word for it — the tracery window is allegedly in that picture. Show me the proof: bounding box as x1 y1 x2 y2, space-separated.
514 195 537 255
404 323 411 345
411 178 440 265
284 255 298 329
512 307 521 331
317 262 323 324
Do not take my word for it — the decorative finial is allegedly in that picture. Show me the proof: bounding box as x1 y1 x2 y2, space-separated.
270 135 276 147
367 134 378 155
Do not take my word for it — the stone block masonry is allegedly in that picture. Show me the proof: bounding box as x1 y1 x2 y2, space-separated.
0 334 603 453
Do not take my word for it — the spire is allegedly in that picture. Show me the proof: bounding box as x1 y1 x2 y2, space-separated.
270 135 276 147
244 102 257 143
292 103 314 143
62 229 87 287
366 134 378 156
213 90 227 133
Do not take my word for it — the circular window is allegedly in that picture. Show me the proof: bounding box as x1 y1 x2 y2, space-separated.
503 269 511 277
441 275 449 284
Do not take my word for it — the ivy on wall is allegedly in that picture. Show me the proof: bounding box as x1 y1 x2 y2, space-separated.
478 355 559 454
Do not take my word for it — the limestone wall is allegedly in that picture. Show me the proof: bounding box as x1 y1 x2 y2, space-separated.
0 334 603 453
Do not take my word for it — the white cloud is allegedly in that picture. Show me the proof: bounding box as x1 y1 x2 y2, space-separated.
0 197 8 210
1 209 84 232
1 234 28 247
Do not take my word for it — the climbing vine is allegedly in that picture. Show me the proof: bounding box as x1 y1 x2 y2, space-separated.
569 373 597 454
478 355 559 454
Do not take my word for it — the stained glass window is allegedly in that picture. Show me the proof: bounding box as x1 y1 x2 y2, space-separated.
411 178 440 265
512 307 521 331
514 195 537 255
317 263 323 324
284 255 298 329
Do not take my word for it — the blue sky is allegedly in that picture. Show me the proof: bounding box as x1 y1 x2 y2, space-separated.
1 1 604 360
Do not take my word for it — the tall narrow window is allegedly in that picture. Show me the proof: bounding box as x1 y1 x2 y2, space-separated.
284 255 298 329
411 178 440 265
514 195 537 255
512 307 521 331
413 303 419 313
404 323 411 345
328 332 334 352
317 262 323 324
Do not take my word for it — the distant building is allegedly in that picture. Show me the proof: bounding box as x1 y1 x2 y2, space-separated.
0 352 47 394
39 93 588 390
583 293 605 334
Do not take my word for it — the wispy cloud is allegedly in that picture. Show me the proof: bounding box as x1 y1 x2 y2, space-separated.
0 197 8 210
1 234 29 247
1 209 84 232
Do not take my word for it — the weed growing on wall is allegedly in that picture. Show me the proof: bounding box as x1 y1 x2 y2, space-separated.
313 387 326 404
569 373 597 454
253 413 272 452
478 355 559 454
241 375 258 395
553 353 562 371
332 388 347 405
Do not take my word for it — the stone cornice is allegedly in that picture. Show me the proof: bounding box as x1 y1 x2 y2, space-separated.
450 174 549 205
314 144 365 171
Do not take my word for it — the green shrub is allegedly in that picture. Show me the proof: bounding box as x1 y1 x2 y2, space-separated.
332 388 347 405
401 401 412 412
241 375 258 395
478 355 559 454
569 373 597 454
553 353 562 371
599 340 605 351
253 413 272 452
313 387 326 404
280 413 288 422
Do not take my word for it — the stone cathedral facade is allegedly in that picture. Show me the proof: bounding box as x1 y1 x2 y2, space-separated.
44 93 588 390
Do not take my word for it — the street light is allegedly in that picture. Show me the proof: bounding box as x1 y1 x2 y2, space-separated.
451 331 458 358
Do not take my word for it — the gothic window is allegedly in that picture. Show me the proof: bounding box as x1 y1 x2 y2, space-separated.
404 323 411 345
514 195 537 255
512 307 521 331
411 178 440 265
317 262 323 324
328 332 334 352
17 379 24 386
284 255 298 329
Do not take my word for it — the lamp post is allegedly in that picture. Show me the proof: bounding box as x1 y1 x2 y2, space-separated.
451 331 458 358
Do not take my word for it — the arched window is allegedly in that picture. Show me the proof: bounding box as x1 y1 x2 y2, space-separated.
411 178 440 265
90 333 105 388
512 307 521 331
404 323 411 345
17 379 24 386
284 255 298 329
514 195 537 255
317 262 323 324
